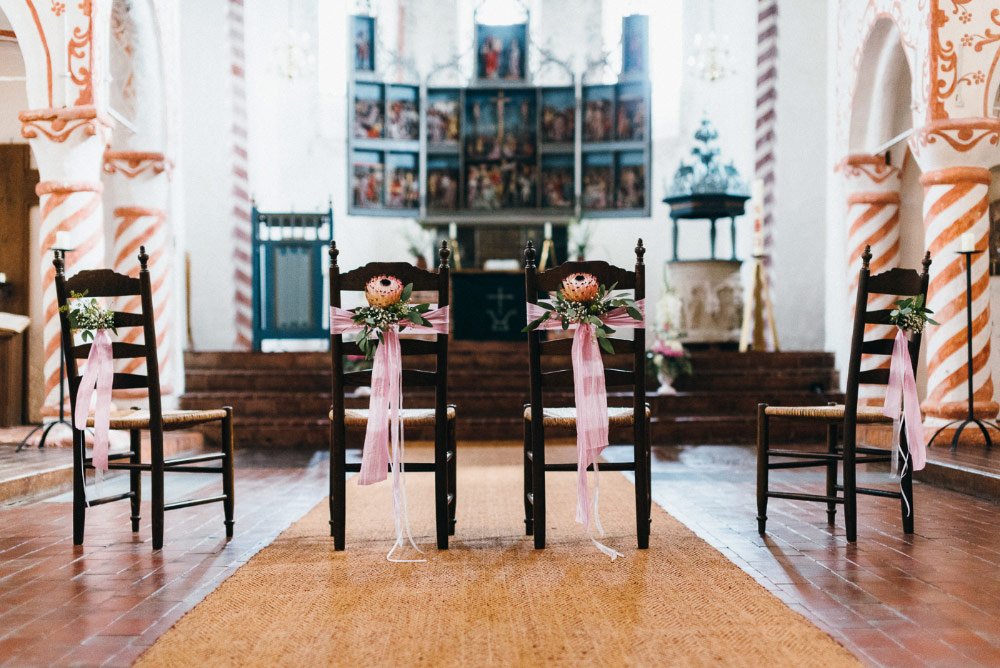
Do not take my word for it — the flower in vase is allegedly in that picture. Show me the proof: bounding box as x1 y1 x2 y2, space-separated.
561 272 599 302
365 275 404 307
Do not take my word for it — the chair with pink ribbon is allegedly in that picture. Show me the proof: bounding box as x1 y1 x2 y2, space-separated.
55 247 236 551
328 241 456 558
522 239 650 558
757 246 931 543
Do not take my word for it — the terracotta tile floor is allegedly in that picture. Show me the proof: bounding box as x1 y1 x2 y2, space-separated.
1 443 1000 666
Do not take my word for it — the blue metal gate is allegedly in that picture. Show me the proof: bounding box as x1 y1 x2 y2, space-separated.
251 204 333 350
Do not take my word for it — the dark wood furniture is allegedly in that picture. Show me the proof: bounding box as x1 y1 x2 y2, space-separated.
523 239 651 549
756 246 931 542
0 320 27 427
662 193 749 261
328 241 456 550
55 247 235 550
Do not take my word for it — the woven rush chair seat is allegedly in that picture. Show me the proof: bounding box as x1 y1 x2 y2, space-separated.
763 404 892 424
86 409 229 430
523 405 651 427
332 406 456 426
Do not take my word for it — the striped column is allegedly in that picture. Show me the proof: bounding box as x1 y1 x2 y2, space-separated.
755 0 778 258
37 181 105 414
111 207 173 395
920 167 997 427
104 151 176 397
841 155 902 406
228 0 253 350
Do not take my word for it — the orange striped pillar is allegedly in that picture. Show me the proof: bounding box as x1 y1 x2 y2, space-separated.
104 151 175 396
36 181 105 414
920 167 997 428
840 154 901 405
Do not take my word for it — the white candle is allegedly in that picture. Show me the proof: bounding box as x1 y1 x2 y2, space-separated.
0 273 6 284
449 222 458 239
751 178 764 211
54 231 71 250
960 232 975 253
544 222 553 240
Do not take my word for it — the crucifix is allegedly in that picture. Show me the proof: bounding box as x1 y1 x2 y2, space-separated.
487 286 517 332
490 90 510 143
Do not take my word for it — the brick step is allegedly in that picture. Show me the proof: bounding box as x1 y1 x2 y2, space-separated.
649 390 843 415
652 416 827 445
673 369 838 392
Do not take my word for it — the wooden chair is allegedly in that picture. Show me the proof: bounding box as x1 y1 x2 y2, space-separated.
523 239 651 549
328 241 456 550
55 247 235 551
756 246 931 542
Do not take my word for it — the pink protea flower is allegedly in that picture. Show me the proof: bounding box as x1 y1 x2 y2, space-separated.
365 275 404 307
561 272 599 302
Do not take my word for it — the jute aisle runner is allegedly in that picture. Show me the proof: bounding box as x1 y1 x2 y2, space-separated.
137 447 858 667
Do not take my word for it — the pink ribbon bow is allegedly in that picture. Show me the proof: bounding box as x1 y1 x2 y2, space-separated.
882 328 926 488
526 300 645 558
330 305 449 561
73 329 114 474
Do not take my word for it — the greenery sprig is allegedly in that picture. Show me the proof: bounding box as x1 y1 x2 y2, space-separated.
59 290 117 342
350 283 433 359
522 282 642 354
889 295 937 334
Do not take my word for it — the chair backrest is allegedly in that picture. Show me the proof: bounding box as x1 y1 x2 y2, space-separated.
844 245 932 421
328 241 451 421
54 247 163 428
523 239 646 419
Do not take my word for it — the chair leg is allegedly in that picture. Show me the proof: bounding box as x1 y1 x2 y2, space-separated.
634 419 650 550
448 417 457 536
129 429 142 533
531 421 546 549
331 422 346 551
222 408 235 538
434 418 449 550
151 430 165 550
825 423 838 526
523 417 533 536
843 427 858 543
756 404 769 536
73 429 85 546
900 437 914 535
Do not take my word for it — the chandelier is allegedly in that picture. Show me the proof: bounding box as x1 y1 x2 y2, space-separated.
687 1 732 83
274 2 316 80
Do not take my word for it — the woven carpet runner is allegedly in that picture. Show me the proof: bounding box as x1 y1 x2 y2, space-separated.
137 447 858 667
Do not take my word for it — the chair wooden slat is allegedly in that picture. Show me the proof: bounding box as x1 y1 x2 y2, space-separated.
64 269 141 297
866 268 923 297
540 336 638 355
339 262 439 291
863 309 894 325
540 367 636 389
72 342 147 359
111 373 150 390
858 368 891 385
860 339 895 356
340 338 439 357
343 369 437 387
111 311 145 328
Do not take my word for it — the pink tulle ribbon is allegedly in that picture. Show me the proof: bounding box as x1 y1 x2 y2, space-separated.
882 328 926 515
330 305 449 561
526 300 645 559
74 329 114 478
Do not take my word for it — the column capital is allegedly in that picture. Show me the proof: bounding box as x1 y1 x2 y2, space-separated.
103 150 174 179
18 105 112 144
836 153 901 194
909 118 1000 173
